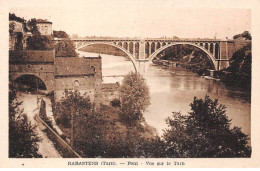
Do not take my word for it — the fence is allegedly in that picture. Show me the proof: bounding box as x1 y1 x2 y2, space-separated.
36 99 81 158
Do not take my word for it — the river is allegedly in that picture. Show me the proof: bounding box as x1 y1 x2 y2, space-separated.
78 50 251 138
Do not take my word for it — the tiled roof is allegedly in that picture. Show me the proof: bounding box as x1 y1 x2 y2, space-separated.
55 57 95 76
36 19 52 23
9 50 55 63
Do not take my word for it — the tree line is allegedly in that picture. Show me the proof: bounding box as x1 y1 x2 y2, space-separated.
52 72 251 158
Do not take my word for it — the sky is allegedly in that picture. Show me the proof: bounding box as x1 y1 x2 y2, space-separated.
9 0 251 39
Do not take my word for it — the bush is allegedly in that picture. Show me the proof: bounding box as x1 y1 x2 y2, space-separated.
9 84 42 158
110 98 121 107
119 72 150 124
55 39 77 57
162 95 251 158
26 34 54 50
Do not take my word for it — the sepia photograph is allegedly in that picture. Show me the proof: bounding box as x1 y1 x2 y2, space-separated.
1 0 260 168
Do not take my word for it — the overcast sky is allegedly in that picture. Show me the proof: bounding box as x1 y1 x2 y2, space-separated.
9 0 251 39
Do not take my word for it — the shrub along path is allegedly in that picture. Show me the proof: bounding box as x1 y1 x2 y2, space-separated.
17 92 61 158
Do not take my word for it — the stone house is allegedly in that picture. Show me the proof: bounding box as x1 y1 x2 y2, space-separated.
36 19 53 36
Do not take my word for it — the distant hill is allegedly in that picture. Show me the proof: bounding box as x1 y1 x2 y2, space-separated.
79 44 127 57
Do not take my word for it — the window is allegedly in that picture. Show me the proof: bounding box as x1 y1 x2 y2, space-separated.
74 80 79 87
91 66 96 72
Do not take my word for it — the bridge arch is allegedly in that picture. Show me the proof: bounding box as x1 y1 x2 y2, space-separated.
12 74 48 92
76 42 138 72
148 42 217 70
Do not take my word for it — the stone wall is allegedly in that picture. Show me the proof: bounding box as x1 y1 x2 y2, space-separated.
54 75 96 102
37 23 53 35
84 57 103 106
9 50 55 93
101 83 120 105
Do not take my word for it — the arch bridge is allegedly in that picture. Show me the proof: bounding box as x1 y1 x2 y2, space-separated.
66 38 250 75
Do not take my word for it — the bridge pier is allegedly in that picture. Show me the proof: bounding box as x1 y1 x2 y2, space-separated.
138 40 146 60
136 60 150 77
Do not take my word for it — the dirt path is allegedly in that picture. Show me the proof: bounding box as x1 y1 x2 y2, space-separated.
17 92 62 158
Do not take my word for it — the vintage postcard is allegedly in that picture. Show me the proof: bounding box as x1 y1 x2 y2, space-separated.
1 0 260 168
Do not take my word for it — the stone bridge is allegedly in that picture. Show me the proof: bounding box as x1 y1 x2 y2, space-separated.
68 38 251 74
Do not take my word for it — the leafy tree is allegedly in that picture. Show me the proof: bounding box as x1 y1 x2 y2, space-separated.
9 84 42 158
54 90 155 158
119 72 150 124
220 43 252 91
27 18 40 35
55 39 77 57
53 30 69 38
54 90 92 128
233 31 251 40
26 34 54 50
9 22 15 34
9 13 26 23
162 96 251 158
9 13 27 32
53 30 77 57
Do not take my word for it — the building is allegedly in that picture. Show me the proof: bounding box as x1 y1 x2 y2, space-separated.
54 56 102 104
9 50 102 107
9 20 30 50
36 19 53 36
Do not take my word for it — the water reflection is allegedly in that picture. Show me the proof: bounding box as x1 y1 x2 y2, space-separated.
78 50 251 139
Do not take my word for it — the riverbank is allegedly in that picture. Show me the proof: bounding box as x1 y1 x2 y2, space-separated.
78 44 127 57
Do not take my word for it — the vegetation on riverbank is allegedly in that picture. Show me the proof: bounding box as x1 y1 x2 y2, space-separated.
9 85 42 158
79 44 127 57
156 44 213 75
52 72 250 158
52 73 156 157
161 96 251 157
218 43 251 91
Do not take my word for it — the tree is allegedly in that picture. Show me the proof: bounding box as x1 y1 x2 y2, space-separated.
54 90 92 128
119 72 150 124
9 84 42 158
9 13 27 32
53 30 69 38
162 96 251 158
220 43 252 91
27 18 40 34
55 39 77 57
26 34 54 50
53 30 77 57
53 90 156 158
233 31 251 40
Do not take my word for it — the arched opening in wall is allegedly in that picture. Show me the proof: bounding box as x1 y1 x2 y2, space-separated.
156 42 161 50
162 42 166 47
13 74 47 94
129 42 134 54
151 44 215 74
151 42 155 54
215 43 219 59
77 44 136 84
210 43 214 53
135 42 139 59
123 42 127 49
145 42 149 58
118 42 123 47
205 43 209 50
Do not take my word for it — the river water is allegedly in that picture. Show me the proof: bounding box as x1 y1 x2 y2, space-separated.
78 50 251 138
